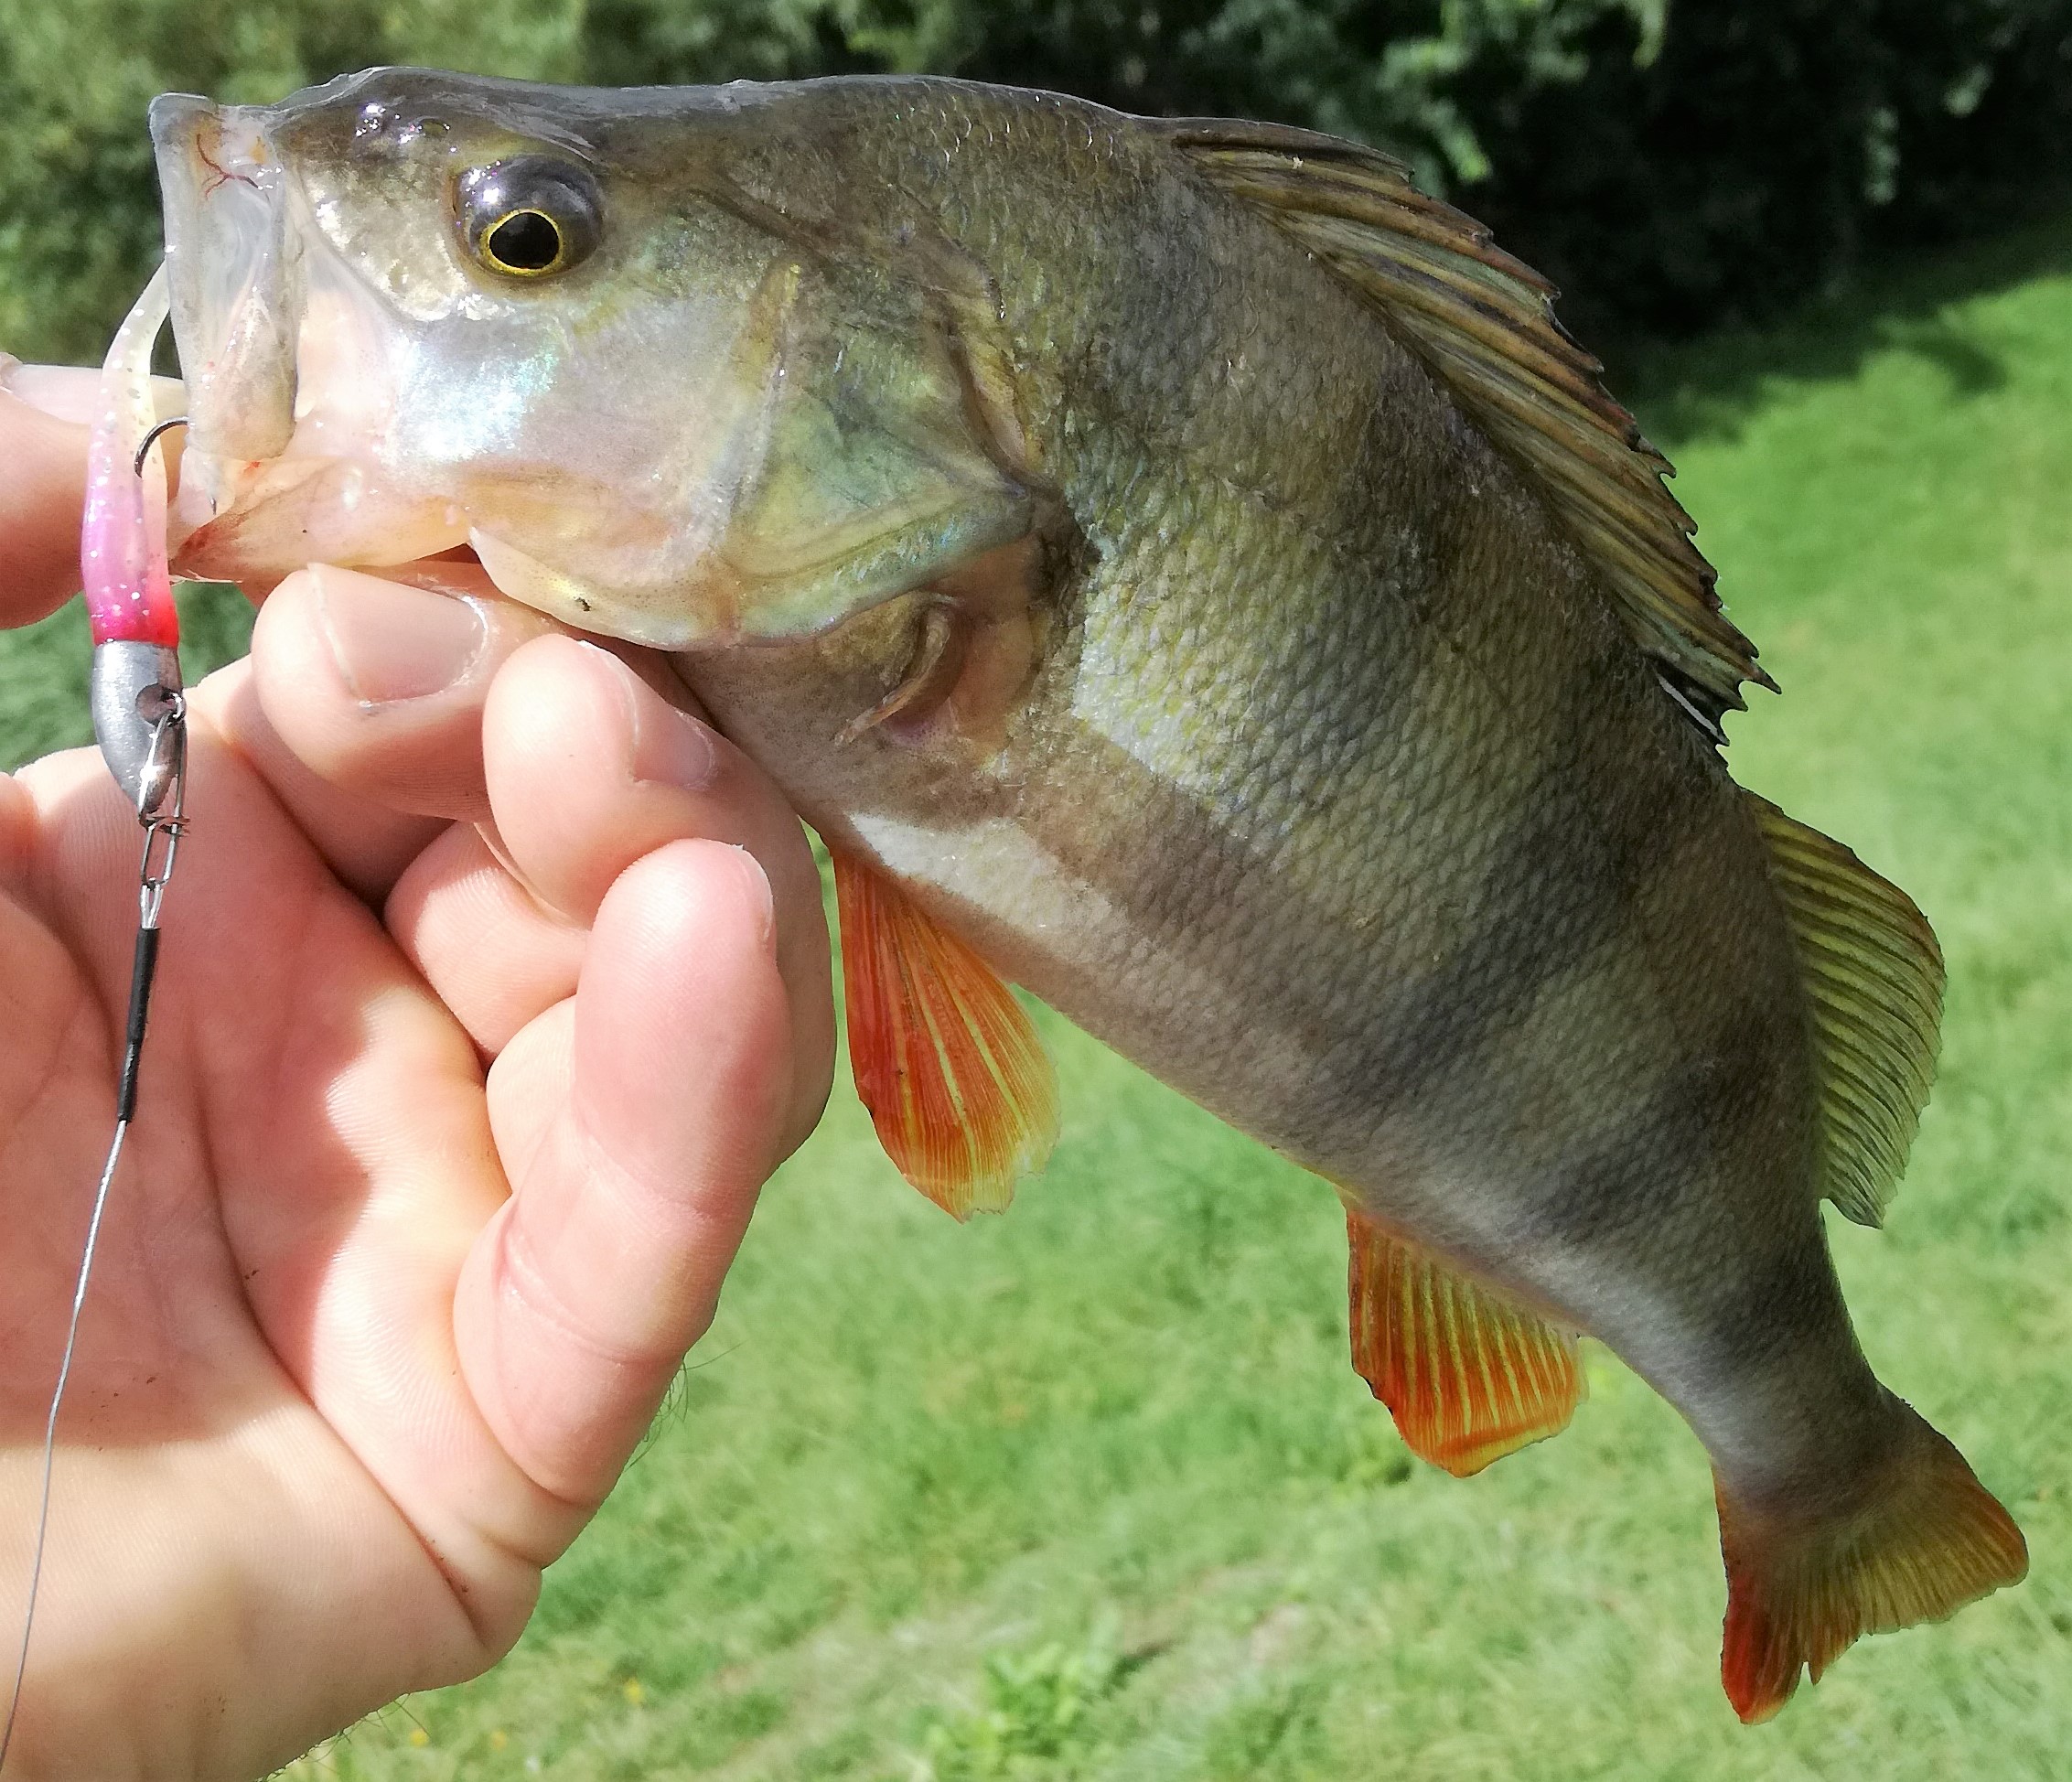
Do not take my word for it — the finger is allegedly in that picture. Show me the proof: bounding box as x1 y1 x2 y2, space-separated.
192 658 450 907
475 636 833 1149
2 363 184 432
250 561 564 824
0 362 185 628
483 998 574 1193
232 560 568 905
0 771 32 895
385 823 586 1055
0 370 91 627
456 840 789 1511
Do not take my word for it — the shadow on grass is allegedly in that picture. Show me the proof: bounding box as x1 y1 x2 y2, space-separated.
1610 205 2072 446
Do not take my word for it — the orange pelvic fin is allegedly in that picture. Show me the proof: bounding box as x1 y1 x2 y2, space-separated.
1346 1208 1583 1477
833 850 1058 1220
1715 1401 2026 1723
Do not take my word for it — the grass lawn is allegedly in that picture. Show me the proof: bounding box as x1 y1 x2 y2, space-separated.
5 217 2069 1778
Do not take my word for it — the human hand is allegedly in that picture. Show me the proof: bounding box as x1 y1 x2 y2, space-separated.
0 362 834 1777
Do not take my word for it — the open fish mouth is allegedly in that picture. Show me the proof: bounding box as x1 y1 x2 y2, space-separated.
151 94 299 464
151 88 483 593
147 81 696 639
148 91 804 649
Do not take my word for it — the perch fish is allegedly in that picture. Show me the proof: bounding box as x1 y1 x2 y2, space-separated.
145 68 2025 1719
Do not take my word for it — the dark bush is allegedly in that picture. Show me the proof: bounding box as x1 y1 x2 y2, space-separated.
1440 1 2072 341
4 0 2068 361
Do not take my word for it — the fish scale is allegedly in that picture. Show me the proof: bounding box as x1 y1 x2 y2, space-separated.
146 67 2024 1720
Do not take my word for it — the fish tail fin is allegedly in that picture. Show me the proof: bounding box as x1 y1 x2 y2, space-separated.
1715 1398 2026 1723
1347 1208 1584 1477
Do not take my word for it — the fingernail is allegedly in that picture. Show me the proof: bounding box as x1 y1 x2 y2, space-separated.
728 845 778 945
314 564 487 705
474 815 564 922
586 644 717 789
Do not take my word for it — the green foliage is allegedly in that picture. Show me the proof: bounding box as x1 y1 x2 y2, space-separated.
1449 1 2072 341
913 1629 1128 1779
0 0 585 360
4 1 2069 361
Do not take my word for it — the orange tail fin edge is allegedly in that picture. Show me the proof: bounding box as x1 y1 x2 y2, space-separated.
833 850 1058 1220
1716 1404 2027 1723
1346 1208 1584 1478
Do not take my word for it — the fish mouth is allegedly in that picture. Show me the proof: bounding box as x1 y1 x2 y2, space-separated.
150 90 483 595
147 88 703 639
150 94 301 467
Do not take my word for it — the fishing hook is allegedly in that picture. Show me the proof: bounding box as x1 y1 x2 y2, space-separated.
133 414 188 479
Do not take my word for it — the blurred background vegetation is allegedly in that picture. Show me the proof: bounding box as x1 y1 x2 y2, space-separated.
4 0 2072 361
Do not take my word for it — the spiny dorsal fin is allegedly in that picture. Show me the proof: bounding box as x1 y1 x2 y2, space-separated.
1151 116 1775 732
1346 1207 1584 1476
1748 796 1943 1227
832 849 1058 1219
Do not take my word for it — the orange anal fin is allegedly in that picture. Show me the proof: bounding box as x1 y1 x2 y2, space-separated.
833 850 1058 1220
1716 1406 2027 1723
1347 1208 1583 1477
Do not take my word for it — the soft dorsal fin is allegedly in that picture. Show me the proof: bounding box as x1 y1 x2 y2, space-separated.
1346 1207 1584 1477
832 850 1059 1219
1748 796 1943 1227
1152 117 1775 733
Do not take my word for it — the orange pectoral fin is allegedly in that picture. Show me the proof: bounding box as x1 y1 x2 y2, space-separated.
1347 1208 1584 1477
832 850 1058 1219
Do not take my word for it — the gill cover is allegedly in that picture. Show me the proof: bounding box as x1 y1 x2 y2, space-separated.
697 248 1037 642
458 241 1037 645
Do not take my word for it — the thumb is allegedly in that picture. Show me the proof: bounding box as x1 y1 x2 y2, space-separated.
0 362 185 628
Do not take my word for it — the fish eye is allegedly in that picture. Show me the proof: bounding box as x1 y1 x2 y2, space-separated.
456 156 603 279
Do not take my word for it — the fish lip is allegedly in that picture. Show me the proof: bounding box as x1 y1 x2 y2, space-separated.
153 90 403 584
150 91 302 467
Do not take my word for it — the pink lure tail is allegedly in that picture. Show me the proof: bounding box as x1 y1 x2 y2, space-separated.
81 265 178 649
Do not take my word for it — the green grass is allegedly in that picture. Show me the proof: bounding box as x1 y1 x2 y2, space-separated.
0 573 263 768
8 217 2072 1777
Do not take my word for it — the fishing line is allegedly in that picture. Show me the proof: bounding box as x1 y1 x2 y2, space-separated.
0 1122 133 1768
0 272 189 1768
0 703 186 1770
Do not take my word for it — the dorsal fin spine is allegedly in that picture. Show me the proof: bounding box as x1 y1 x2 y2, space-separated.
1154 114 1772 724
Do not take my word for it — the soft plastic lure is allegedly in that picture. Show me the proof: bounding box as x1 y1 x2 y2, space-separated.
83 264 186 809
0 267 190 1768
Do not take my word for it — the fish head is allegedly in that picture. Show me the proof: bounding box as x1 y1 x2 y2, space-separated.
152 68 1036 649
